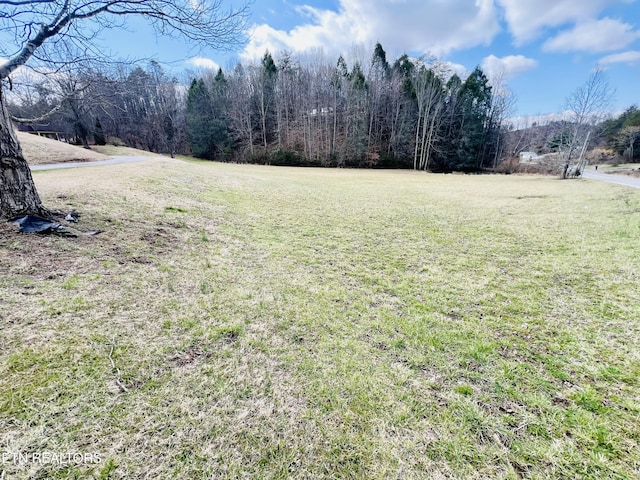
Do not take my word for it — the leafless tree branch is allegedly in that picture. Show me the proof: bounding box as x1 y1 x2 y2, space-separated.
0 0 251 79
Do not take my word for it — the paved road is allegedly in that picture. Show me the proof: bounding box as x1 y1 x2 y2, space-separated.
30 156 149 171
582 168 640 189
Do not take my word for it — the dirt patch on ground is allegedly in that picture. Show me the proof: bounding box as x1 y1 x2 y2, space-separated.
17 132 109 165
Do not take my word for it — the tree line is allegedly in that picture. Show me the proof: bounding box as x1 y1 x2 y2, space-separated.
9 44 508 172
10 61 186 156
186 45 507 171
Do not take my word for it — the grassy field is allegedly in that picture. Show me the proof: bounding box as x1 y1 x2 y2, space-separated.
1 158 639 479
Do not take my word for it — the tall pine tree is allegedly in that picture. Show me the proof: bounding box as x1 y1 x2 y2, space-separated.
186 78 215 158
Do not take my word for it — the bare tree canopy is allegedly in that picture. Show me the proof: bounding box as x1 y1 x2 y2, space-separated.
0 0 251 80
564 67 615 127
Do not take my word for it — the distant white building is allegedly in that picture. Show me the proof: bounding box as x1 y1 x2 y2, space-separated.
519 151 539 161
308 107 334 116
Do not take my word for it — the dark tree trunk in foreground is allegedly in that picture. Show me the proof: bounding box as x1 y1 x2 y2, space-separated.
0 87 48 219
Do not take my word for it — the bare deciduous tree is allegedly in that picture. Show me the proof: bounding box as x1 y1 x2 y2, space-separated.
412 59 446 171
561 67 615 178
0 0 249 219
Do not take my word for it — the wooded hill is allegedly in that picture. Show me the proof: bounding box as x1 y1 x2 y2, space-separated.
601 106 640 162
9 44 507 172
500 107 640 168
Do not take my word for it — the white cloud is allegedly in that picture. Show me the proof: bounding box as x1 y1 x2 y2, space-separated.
188 57 221 70
242 0 501 61
599 50 640 65
543 18 640 52
441 61 468 79
481 54 538 79
497 0 615 43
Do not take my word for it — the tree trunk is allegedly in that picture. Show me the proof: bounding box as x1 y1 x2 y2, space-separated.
0 87 48 220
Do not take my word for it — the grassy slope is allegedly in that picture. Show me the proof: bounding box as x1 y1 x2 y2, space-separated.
18 132 109 165
17 132 161 165
1 159 639 479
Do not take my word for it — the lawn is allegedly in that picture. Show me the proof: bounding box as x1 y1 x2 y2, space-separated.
1 158 639 479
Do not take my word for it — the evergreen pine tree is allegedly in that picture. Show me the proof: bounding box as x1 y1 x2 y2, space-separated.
445 67 492 171
209 68 232 160
186 78 215 159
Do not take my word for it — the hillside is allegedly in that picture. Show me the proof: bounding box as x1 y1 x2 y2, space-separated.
17 132 109 165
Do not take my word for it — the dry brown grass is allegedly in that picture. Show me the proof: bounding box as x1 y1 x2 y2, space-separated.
91 144 163 158
17 133 162 165
18 132 109 165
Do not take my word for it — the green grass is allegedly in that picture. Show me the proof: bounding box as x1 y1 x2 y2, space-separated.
1 160 639 479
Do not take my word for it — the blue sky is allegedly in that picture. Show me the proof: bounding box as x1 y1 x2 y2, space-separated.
70 0 640 118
